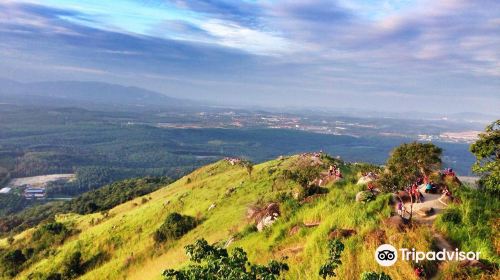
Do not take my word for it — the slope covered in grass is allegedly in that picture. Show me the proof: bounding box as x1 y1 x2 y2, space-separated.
0 155 495 280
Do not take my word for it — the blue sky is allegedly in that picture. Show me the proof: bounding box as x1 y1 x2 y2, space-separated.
0 0 499 114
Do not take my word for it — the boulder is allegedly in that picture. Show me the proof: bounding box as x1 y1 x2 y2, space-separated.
357 176 373 185
383 216 406 231
417 207 434 217
288 224 302 236
328 228 357 239
356 191 375 203
250 203 281 231
395 191 411 203
257 215 278 231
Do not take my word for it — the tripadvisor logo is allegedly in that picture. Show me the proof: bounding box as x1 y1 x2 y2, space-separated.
375 244 398 266
375 244 480 267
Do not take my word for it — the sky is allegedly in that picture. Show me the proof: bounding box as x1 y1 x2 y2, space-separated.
0 0 499 114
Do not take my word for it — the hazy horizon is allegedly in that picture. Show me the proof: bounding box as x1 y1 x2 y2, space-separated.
1 0 499 114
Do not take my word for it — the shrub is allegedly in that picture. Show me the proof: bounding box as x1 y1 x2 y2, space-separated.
0 249 26 277
319 239 344 279
62 251 83 279
360 271 392 280
162 239 288 279
154 213 197 243
440 208 462 224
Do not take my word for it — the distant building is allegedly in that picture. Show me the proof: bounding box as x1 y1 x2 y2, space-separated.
24 186 46 199
0 187 11 194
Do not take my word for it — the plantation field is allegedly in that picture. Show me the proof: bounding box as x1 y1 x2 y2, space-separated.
7 174 75 188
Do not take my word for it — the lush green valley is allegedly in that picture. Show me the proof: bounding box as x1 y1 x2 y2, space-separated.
0 153 497 279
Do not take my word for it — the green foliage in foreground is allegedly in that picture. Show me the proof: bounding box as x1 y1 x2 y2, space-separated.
0 177 170 236
0 222 72 278
318 239 344 279
360 271 392 280
162 239 289 280
470 119 500 193
435 186 500 263
154 213 197 243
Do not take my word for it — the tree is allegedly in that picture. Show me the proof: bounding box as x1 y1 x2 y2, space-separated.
470 120 500 193
162 239 288 279
319 239 344 279
380 142 442 192
360 271 392 280
241 160 254 178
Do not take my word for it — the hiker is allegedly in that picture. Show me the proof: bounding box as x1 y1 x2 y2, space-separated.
443 187 452 197
397 201 404 216
425 182 433 193
415 267 425 278
367 182 375 193
335 168 342 178
411 184 420 203
329 165 334 176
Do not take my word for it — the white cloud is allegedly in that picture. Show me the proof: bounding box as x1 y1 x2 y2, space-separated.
200 19 296 56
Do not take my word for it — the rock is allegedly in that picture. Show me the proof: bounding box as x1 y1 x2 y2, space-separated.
224 236 235 248
250 203 281 231
395 191 411 203
357 176 373 185
417 207 434 217
440 195 453 204
225 187 236 196
356 191 375 203
208 203 216 211
383 216 406 231
288 224 302 236
328 228 357 239
257 215 277 231
303 221 320 227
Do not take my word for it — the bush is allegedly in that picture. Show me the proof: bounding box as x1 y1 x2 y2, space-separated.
440 208 461 224
360 271 392 280
319 239 344 279
154 213 197 243
162 239 288 279
62 251 83 279
0 249 26 277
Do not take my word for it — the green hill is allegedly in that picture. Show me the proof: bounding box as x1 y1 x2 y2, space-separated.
0 154 498 280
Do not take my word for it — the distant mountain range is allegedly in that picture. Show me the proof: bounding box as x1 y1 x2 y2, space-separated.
0 79 190 109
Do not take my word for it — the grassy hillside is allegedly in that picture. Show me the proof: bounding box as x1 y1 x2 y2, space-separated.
0 155 497 279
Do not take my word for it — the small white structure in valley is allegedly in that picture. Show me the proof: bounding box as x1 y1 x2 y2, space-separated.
0 187 11 194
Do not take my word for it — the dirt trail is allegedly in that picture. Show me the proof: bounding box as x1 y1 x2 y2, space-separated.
401 184 448 225
396 184 456 279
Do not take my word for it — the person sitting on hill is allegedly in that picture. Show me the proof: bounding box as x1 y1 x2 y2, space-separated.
425 182 433 193
335 168 342 178
414 266 425 278
442 186 452 197
367 182 375 193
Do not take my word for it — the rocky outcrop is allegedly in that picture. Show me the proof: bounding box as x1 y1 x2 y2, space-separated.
248 203 280 232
